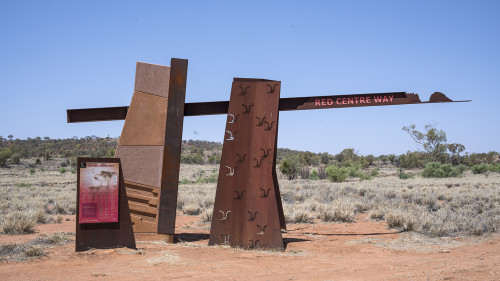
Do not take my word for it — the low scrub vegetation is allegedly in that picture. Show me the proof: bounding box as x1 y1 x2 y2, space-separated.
0 232 73 262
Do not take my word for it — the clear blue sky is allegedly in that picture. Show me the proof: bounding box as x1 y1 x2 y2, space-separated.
1 0 499 155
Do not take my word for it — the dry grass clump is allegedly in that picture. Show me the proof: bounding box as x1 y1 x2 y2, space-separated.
0 232 73 261
318 202 355 223
284 205 314 223
1 211 37 234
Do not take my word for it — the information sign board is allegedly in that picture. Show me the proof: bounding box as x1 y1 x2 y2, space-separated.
78 161 120 224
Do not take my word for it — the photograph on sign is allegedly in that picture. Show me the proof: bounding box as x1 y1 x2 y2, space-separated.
78 161 120 224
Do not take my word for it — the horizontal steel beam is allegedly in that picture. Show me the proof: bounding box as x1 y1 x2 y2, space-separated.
67 92 470 123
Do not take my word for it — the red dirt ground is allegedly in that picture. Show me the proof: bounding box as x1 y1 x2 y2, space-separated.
1 214 499 280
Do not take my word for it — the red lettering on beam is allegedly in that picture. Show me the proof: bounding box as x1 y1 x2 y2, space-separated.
327 99 333 105
360 97 365 103
322 99 327 106
336 98 341 105
315 99 320 106
374 96 382 103
342 98 347 105
366 97 371 103
383 96 389 102
389 95 393 102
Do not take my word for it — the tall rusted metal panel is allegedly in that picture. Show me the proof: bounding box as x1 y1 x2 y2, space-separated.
209 78 285 250
114 58 187 242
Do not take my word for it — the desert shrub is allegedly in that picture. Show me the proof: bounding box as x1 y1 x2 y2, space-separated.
29 168 36 174
201 209 213 222
59 167 66 174
472 164 489 174
35 158 42 165
181 153 204 164
182 204 202 215
195 173 218 184
279 156 301 180
370 168 379 177
2 212 37 234
386 212 415 232
325 165 349 183
33 232 72 245
15 182 31 187
299 166 311 179
0 148 12 167
207 154 221 164
369 209 385 221
490 163 500 173
11 153 21 164
284 206 313 223
309 169 319 180
24 245 46 258
398 151 428 169
421 162 463 178
319 204 355 223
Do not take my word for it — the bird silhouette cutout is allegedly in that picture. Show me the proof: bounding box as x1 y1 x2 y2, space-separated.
238 84 250 95
266 83 279 94
260 188 271 198
257 225 267 235
247 211 257 221
234 190 245 199
219 210 231 221
241 104 254 113
236 153 247 163
260 148 272 158
256 116 267 126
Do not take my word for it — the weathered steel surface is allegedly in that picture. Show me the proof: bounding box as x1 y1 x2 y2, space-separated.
157 58 188 235
134 62 171 98
75 158 136 251
113 58 187 241
67 106 128 123
118 91 168 146
208 78 285 250
67 92 469 122
115 146 164 188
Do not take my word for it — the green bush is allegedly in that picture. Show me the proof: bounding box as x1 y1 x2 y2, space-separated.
472 164 489 174
370 168 380 177
421 162 464 178
35 158 42 165
0 148 12 167
11 153 21 164
490 163 500 173
59 167 66 174
325 165 349 183
29 168 36 175
309 169 319 180
279 156 301 180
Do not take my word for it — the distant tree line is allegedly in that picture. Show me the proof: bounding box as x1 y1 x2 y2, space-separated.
1 129 498 180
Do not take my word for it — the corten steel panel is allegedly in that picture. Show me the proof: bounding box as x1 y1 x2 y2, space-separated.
134 62 171 98
75 158 136 251
157 58 188 235
125 181 160 233
118 91 168 146
115 145 164 188
209 78 284 250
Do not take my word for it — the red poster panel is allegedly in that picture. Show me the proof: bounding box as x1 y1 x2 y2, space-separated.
78 161 120 224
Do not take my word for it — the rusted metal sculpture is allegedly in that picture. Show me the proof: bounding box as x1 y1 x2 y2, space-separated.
71 58 187 242
207 79 285 249
67 60 469 249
